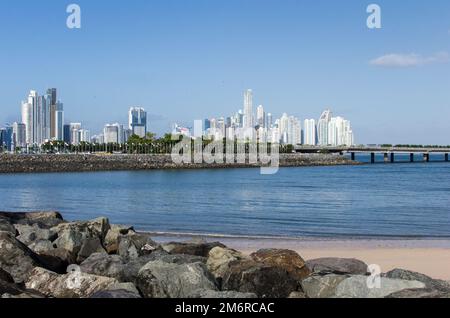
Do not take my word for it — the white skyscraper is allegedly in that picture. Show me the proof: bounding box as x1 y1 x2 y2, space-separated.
243 89 253 129
21 101 33 145
256 105 265 128
317 109 332 146
303 119 317 146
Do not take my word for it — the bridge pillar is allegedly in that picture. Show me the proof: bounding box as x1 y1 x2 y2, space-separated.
371 152 375 164
423 153 430 162
390 153 395 163
410 153 414 162
384 153 389 163
445 153 449 162
351 152 355 161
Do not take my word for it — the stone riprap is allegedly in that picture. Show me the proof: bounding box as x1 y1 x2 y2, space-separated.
0 153 358 174
1 211 448 299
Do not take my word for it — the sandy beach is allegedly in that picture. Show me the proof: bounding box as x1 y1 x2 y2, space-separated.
152 235 450 281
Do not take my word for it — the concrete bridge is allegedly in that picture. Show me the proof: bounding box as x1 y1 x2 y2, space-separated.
294 146 450 163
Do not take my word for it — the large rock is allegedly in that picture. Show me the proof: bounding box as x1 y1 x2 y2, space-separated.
251 249 311 281
334 275 426 298
76 237 107 263
0 218 16 235
80 253 126 281
118 232 158 260
207 247 248 281
0 211 64 229
221 259 298 298
162 241 226 257
27 239 55 254
15 224 57 245
52 217 110 261
90 282 141 298
0 231 56 283
306 258 368 275
25 267 118 298
137 260 218 298
385 269 450 292
104 225 135 254
301 274 349 298
188 289 257 298
386 288 450 298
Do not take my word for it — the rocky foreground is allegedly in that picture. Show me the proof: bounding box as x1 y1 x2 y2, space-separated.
0 153 358 173
1 211 449 299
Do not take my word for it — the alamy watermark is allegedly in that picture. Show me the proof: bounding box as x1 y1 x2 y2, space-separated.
66 4 81 29
170 121 280 175
367 4 382 29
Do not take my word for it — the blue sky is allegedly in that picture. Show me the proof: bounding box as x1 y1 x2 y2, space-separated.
0 0 449 144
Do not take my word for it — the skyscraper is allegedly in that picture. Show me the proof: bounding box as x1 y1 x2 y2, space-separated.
243 89 253 129
303 119 317 146
55 102 64 141
21 100 33 145
128 107 147 138
256 105 265 128
12 122 26 149
317 109 332 146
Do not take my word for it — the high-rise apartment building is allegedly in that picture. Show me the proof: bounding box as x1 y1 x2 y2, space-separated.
128 107 147 138
303 119 317 146
243 89 253 129
317 109 332 146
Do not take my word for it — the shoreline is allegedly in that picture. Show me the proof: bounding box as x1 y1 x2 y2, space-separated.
149 234 450 281
0 153 359 174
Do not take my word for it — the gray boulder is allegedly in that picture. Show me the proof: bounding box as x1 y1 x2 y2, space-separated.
118 232 159 260
0 218 16 235
52 217 110 261
25 267 118 298
76 237 107 263
15 224 57 245
104 225 135 254
386 288 450 298
137 260 218 298
0 231 51 283
221 259 298 298
288 291 307 298
306 258 368 275
385 268 450 292
188 289 257 298
80 253 126 280
28 239 55 254
301 274 349 298
162 241 226 257
334 275 426 298
0 211 64 229
90 282 141 298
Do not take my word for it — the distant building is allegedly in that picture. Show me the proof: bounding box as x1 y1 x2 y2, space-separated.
12 122 26 149
317 109 332 146
0 126 13 151
128 107 147 138
256 105 265 128
303 119 317 146
104 123 123 143
243 89 253 129
63 124 71 144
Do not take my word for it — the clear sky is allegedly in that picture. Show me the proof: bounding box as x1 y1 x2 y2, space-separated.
1 0 449 144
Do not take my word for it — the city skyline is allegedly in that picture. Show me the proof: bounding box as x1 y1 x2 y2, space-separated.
0 1 449 144
1 87 355 149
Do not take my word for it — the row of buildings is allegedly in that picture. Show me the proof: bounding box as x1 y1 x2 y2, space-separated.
0 88 148 151
200 89 354 146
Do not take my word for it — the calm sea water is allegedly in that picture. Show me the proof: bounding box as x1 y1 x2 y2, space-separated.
0 158 449 239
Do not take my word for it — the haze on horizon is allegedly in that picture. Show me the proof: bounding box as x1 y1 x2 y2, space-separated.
0 0 449 145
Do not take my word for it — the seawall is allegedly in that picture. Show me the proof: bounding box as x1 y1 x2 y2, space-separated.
0 153 359 174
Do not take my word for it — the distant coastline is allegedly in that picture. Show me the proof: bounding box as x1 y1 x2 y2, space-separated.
0 153 359 174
